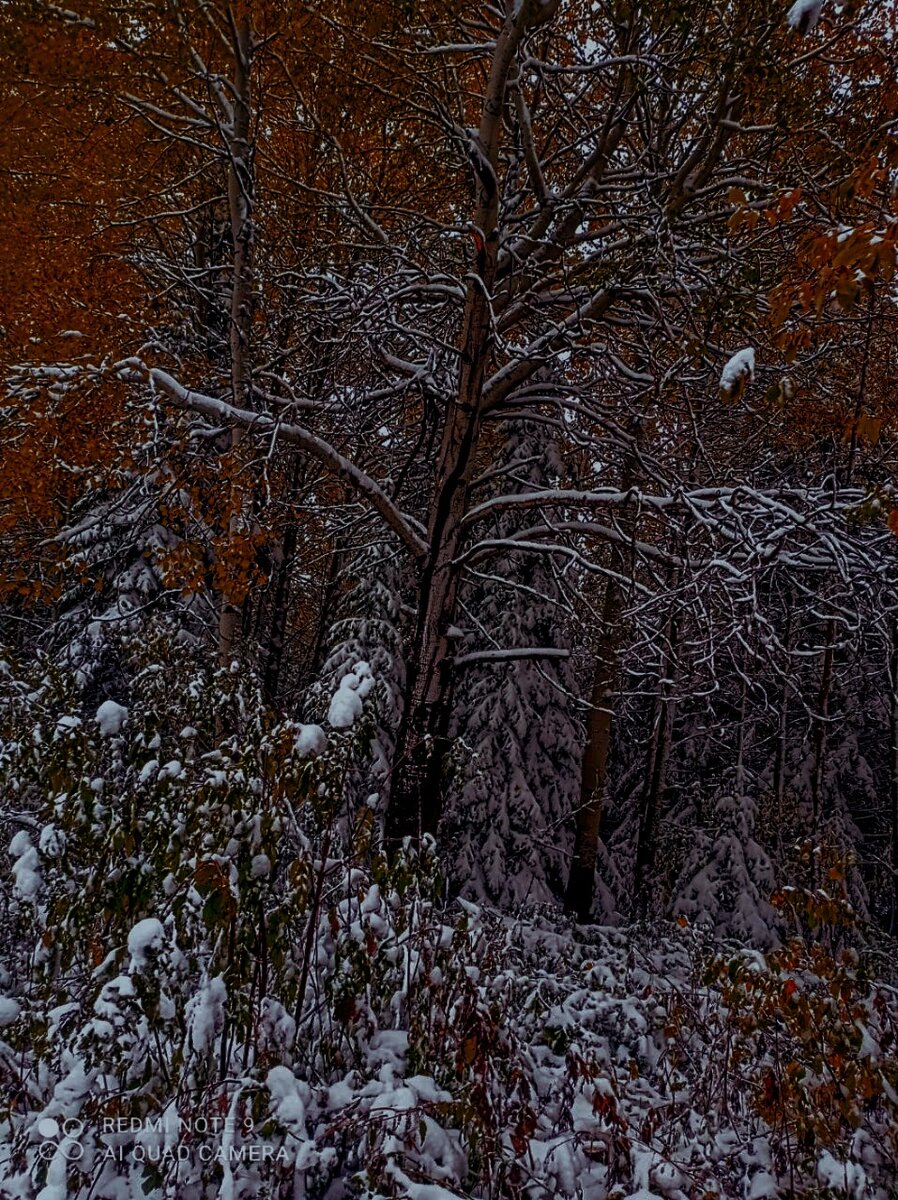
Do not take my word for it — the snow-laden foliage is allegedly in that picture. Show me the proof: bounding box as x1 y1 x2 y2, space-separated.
310 541 405 808
1 626 898 1200
673 790 780 949
446 427 579 905
719 349 756 402
787 0 825 34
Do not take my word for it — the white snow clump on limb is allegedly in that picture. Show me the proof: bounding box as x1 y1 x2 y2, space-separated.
127 917 165 969
96 699 128 737
9 831 41 900
788 0 824 34
266 1066 308 1138
327 661 374 730
187 975 227 1053
0 996 20 1026
295 723 327 757
719 347 755 401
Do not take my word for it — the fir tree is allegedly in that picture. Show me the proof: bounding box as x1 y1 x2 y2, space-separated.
445 426 579 906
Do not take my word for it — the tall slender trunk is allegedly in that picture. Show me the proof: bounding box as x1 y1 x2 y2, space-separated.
563 441 639 921
889 621 898 934
218 11 256 669
262 521 298 705
563 576 624 921
385 11 532 845
810 618 835 822
307 544 343 679
772 601 792 817
226 12 255 412
734 673 749 794
384 269 495 842
634 574 680 912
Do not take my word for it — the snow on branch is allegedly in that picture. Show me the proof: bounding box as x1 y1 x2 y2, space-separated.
787 0 824 34
719 347 755 402
114 359 427 558
462 523 683 569
462 487 678 525
452 647 570 667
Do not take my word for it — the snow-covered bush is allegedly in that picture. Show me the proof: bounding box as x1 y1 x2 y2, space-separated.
1 623 898 1199
446 426 579 906
673 790 780 949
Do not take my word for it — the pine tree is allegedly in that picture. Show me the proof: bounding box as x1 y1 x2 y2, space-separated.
309 538 406 809
445 426 579 906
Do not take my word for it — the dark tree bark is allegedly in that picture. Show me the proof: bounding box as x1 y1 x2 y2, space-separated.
810 618 835 822
386 8 541 844
889 621 898 935
563 435 642 920
217 11 257 668
634 575 681 913
564 575 625 921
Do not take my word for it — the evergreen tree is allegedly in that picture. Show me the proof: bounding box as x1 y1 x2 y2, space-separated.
445 426 579 905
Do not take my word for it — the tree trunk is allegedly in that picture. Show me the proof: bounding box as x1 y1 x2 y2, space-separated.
261 520 298 705
563 576 624 921
217 10 256 669
810 618 835 822
384 269 495 842
563 434 641 920
889 621 898 935
734 672 749 794
634 577 680 913
772 601 792 817
385 11 532 845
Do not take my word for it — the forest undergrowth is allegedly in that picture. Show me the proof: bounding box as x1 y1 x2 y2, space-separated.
1 626 896 1200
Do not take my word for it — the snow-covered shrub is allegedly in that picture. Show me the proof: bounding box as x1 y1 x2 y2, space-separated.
697 907 898 1198
2 623 898 1200
309 539 405 808
446 426 579 906
673 790 780 949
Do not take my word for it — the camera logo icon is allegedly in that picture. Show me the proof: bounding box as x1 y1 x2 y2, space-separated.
36 1116 85 1162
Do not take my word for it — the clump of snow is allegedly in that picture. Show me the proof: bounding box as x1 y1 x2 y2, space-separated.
788 0 824 33
93 975 136 1038
327 661 374 730
749 1169 778 1198
157 759 182 781
259 999 296 1051
38 824 65 858
250 854 271 879
818 1149 865 1195
9 831 31 858
9 831 41 900
127 918 165 968
139 759 159 783
295 723 327 757
0 996 21 1026
719 347 755 399
187 975 227 1053
95 700 128 736
267 1066 308 1138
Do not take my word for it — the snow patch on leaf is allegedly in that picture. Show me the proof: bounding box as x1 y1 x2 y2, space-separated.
719 347 755 401
127 918 165 969
95 700 128 736
327 661 374 729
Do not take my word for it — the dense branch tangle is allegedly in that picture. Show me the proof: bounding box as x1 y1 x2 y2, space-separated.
5 0 897 917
